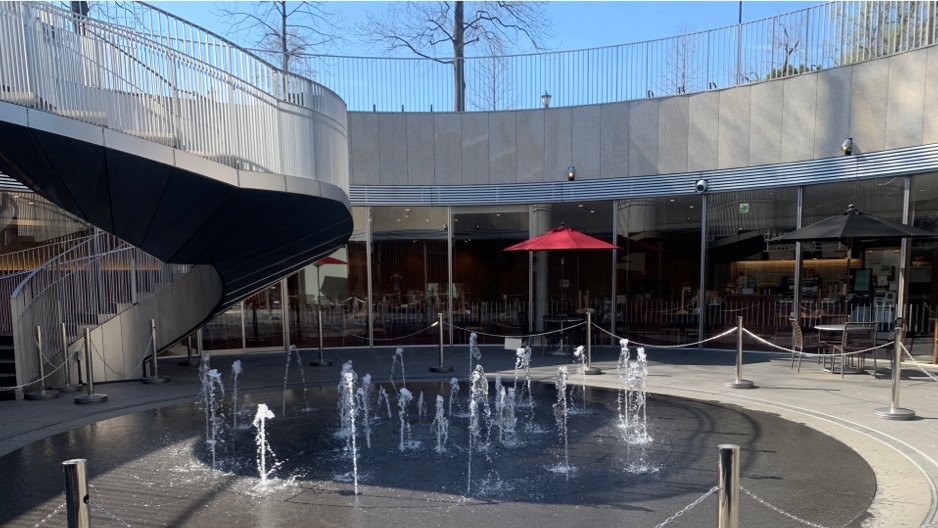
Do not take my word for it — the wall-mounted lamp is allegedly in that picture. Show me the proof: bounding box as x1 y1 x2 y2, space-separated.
841 137 853 155
541 90 551 108
567 166 576 181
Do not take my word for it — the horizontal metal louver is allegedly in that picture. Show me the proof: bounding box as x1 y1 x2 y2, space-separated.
350 144 938 206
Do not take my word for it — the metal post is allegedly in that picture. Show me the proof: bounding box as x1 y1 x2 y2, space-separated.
25 326 59 400
430 312 453 373
63 458 90 528
53 322 81 392
310 306 332 366
74 328 106 404
724 316 753 388
717 444 740 528
178 334 193 366
585 311 602 375
142 319 169 383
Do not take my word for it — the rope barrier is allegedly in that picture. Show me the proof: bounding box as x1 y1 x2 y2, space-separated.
371 322 441 342
741 486 829 528
651 485 718 528
0 348 73 392
85 498 133 527
592 323 739 349
445 320 587 339
900 343 938 383
742 328 894 359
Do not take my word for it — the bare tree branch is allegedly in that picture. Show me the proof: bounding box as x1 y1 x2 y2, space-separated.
357 1 554 111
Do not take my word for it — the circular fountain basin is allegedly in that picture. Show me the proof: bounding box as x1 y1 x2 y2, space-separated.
0 381 874 527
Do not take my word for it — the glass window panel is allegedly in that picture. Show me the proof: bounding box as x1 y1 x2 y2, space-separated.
616 196 701 347
371 206 449 346
908 172 938 334
802 178 905 329
452 205 529 344
705 188 798 349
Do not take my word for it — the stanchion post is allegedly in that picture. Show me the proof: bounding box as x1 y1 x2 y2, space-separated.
875 317 916 420
717 444 740 528
585 311 602 375
178 333 194 366
54 322 81 392
142 319 169 383
724 316 753 389
63 458 89 528
25 326 59 400
430 312 453 373
74 327 106 404
310 306 332 366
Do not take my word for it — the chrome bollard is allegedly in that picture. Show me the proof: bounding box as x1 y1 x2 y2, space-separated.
430 312 453 373
25 326 59 400
310 306 332 366
63 458 90 528
724 316 753 389
717 444 740 528
74 328 107 404
142 319 169 383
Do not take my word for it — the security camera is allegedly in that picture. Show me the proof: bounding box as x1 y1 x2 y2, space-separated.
694 179 708 193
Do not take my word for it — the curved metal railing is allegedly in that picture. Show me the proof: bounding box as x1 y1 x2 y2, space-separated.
90 1 937 112
0 1 348 187
9 231 192 389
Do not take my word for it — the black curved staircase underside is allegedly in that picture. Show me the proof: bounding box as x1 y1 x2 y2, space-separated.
0 119 353 312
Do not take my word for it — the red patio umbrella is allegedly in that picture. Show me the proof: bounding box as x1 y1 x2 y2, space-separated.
503 224 619 312
503 225 620 252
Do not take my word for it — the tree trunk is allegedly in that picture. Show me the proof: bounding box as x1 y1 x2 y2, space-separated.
453 1 465 112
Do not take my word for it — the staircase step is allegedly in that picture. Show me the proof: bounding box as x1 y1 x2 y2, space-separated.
0 334 13 348
0 358 14 374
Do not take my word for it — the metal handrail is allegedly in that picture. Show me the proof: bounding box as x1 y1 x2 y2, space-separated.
0 2 348 186
88 1 935 112
9 231 192 389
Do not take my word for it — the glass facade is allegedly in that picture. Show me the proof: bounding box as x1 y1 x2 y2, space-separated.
198 173 938 353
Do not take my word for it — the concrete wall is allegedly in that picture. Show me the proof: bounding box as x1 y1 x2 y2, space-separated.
85 265 222 383
349 45 938 186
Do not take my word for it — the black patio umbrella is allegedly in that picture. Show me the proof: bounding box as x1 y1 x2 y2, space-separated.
773 204 937 245
773 204 937 420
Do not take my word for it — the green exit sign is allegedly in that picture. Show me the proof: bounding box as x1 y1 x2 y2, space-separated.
739 203 750 214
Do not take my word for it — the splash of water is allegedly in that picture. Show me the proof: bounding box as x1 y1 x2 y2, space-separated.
468 332 482 375
397 388 417 451
467 364 489 495
496 385 518 446
616 340 631 431
342 371 359 495
552 365 572 480
201 368 225 468
626 348 651 445
231 360 242 430
432 394 449 453
390 347 406 391
572 346 587 412
282 345 310 415
252 403 280 483
417 391 427 421
378 386 392 419
356 373 372 449
515 346 536 429
336 361 358 442
448 377 460 417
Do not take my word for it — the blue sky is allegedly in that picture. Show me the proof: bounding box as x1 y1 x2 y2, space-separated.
153 1 823 55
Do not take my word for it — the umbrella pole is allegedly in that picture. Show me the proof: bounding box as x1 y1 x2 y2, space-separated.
310 266 332 367
584 311 602 375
